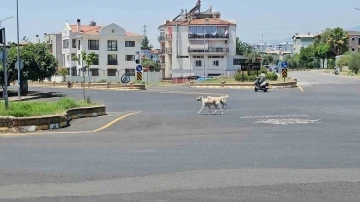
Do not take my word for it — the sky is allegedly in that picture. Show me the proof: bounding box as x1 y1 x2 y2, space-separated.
2 0 360 48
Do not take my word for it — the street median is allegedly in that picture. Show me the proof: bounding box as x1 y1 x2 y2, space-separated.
29 81 146 90
0 105 106 133
189 79 298 89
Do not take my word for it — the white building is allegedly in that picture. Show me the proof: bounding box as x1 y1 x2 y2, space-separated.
254 43 274 52
275 42 293 53
158 1 242 78
141 48 160 62
61 19 143 81
43 33 63 68
292 32 320 53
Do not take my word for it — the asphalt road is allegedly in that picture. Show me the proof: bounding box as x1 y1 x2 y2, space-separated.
1 71 360 201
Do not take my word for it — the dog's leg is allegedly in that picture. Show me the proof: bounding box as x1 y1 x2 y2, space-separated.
219 105 224 115
212 105 218 115
208 106 212 115
197 107 205 114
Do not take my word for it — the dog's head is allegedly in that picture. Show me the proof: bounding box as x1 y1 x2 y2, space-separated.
196 96 204 101
223 95 229 98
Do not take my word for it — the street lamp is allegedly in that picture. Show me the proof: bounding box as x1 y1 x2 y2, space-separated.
16 0 21 99
203 18 209 79
261 32 268 66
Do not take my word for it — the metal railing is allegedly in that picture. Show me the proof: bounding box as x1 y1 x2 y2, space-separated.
188 47 229 53
166 34 173 40
107 60 118 65
166 48 172 54
188 33 229 39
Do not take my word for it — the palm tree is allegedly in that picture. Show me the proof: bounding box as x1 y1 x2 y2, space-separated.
326 27 348 56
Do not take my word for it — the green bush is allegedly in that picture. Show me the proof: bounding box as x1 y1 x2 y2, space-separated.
266 72 278 81
234 73 257 81
0 97 94 117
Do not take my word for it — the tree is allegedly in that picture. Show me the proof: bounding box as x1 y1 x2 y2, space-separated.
348 52 360 74
142 58 160 71
72 51 98 72
337 53 351 68
5 43 58 94
141 36 153 49
263 54 274 65
314 44 332 68
236 37 253 55
57 68 69 82
299 46 315 68
325 27 348 56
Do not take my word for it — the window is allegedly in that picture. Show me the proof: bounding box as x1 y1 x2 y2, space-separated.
72 39 76 48
125 55 135 61
88 40 99 50
62 39 69 48
233 59 242 65
71 53 76 61
92 54 99 65
193 56 204 58
195 60 202 67
107 69 117 76
178 56 189 58
358 38 360 45
209 56 224 58
78 54 81 65
213 60 219 66
352 48 355 51
352 37 355 41
107 40 117 51
90 68 99 76
125 69 135 76
107 54 117 65
78 40 81 50
125 41 135 47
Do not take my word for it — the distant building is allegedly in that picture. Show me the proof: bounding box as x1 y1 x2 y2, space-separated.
158 0 241 78
43 33 63 68
141 48 160 62
292 32 320 53
275 42 293 53
347 31 360 52
254 43 273 52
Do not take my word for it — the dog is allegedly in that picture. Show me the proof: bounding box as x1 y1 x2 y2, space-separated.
206 95 229 108
196 96 223 115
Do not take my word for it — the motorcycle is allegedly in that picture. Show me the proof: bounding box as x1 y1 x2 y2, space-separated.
334 69 339 75
254 80 269 92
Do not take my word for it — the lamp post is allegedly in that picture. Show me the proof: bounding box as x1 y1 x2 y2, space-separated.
261 32 268 66
203 18 209 79
16 0 21 99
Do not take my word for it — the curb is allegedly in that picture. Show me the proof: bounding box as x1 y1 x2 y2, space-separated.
0 105 106 133
190 85 296 89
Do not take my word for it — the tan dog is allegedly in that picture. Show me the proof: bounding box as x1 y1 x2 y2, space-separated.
206 95 229 108
196 96 223 115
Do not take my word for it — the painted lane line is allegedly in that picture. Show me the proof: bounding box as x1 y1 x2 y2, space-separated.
92 111 141 132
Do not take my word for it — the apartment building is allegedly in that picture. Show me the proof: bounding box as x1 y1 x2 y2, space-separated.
254 43 274 52
292 32 320 53
158 0 240 78
275 42 293 53
62 19 143 81
43 33 63 67
347 31 360 52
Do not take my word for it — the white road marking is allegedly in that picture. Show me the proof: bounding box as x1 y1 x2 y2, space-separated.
241 115 308 119
254 118 321 125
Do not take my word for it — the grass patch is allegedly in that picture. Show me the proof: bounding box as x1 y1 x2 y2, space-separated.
0 97 96 117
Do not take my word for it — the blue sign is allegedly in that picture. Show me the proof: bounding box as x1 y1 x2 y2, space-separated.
136 65 142 72
282 61 288 68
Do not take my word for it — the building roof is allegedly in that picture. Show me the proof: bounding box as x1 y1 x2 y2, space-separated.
346 31 360 36
69 25 142 36
159 18 235 27
292 33 320 39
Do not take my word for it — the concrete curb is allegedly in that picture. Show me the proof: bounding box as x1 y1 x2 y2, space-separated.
0 105 106 133
189 80 297 89
190 85 296 89
29 81 146 90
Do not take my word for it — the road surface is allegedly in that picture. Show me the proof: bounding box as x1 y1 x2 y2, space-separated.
1 71 360 201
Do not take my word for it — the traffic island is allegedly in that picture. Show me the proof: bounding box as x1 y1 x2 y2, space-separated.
189 80 298 89
29 81 146 90
0 98 106 133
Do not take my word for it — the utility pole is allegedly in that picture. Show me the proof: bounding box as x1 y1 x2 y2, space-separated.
143 23 147 36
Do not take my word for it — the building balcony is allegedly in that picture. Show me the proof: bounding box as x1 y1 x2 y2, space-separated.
107 60 118 65
158 36 165 42
166 48 172 54
166 34 173 40
188 47 229 53
160 49 165 54
160 62 166 68
188 34 229 39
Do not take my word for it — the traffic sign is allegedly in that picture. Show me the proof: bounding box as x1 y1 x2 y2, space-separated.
282 68 288 78
136 72 142 81
281 61 288 68
121 74 130 84
16 60 24 70
136 65 142 72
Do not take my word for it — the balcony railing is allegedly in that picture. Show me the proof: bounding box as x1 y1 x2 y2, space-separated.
160 62 166 68
166 48 172 54
107 60 118 65
166 34 173 40
160 49 165 54
188 34 229 39
188 47 229 53
158 36 165 42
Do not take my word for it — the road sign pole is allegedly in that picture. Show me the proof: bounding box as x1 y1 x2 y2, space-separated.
1 28 9 109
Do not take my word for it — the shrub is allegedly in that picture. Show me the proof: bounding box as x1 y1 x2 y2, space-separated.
266 72 278 81
234 73 257 81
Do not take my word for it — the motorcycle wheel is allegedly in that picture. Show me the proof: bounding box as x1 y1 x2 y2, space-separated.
254 87 258 92
263 88 268 92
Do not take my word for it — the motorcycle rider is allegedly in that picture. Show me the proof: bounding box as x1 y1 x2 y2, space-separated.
256 72 267 87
